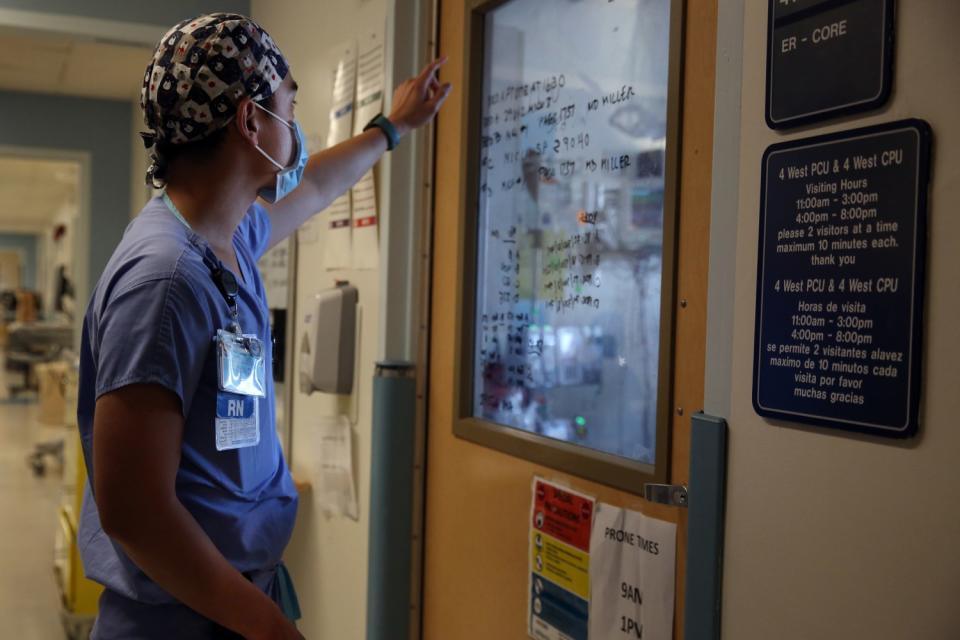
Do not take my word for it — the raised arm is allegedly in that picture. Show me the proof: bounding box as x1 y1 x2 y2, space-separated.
264 57 451 248
93 384 303 640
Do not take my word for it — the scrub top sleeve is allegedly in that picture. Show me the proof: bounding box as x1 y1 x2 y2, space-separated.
240 202 273 260
94 271 211 417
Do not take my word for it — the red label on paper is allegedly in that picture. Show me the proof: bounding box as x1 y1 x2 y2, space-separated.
354 216 377 228
532 480 594 552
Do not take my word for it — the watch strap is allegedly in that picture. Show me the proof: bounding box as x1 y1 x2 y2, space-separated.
363 113 400 151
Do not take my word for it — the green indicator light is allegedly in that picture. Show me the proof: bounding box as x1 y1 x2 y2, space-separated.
575 416 586 427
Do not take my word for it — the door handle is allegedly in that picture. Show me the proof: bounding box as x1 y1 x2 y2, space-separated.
643 483 688 507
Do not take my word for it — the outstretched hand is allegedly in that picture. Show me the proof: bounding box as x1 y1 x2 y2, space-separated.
388 57 452 137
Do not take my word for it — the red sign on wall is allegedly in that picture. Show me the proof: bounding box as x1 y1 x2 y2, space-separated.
532 479 594 552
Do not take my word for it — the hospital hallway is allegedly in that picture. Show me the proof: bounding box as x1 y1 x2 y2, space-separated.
0 400 70 639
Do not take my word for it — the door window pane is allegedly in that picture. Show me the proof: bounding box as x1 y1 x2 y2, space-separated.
472 0 672 464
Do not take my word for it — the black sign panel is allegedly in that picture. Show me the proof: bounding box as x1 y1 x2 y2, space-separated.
754 120 931 438
766 0 895 129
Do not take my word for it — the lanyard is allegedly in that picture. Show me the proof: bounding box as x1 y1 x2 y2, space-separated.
161 191 243 334
162 190 192 229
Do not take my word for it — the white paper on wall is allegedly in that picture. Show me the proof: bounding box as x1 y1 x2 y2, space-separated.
327 39 357 146
350 171 378 269
310 414 359 520
256 238 290 309
352 29 385 136
589 503 677 640
350 27 386 270
298 131 325 244
323 40 358 267
324 193 353 270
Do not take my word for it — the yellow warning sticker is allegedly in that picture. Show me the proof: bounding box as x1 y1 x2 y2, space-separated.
530 529 590 599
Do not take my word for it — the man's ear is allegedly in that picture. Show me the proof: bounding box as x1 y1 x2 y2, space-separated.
234 98 261 146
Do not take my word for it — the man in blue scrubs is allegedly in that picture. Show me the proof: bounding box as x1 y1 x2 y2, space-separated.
77 14 450 639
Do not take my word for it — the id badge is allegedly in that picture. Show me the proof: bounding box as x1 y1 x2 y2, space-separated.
216 329 266 397
215 391 260 451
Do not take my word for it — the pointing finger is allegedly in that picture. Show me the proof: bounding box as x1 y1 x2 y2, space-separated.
429 82 453 110
416 56 448 86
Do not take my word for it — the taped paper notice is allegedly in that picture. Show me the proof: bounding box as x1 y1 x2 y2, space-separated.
324 40 357 268
311 414 358 520
350 27 385 270
589 503 676 640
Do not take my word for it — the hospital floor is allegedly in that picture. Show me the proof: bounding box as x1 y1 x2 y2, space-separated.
0 399 71 639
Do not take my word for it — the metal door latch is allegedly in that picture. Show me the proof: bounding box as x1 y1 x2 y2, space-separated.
643 483 688 507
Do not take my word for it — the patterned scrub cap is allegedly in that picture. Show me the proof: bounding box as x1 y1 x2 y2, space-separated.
141 13 289 146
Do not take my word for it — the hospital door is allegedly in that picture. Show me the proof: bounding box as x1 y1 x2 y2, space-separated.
421 0 718 638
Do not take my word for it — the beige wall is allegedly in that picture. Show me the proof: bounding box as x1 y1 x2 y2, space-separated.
716 3 960 638
251 2 387 639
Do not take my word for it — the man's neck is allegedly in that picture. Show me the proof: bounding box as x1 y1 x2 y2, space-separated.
164 168 260 256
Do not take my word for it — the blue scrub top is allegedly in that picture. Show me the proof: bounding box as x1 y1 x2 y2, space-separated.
77 196 298 637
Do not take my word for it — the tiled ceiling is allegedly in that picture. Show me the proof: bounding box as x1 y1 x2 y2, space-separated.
0 156 79 230
0 30 151 101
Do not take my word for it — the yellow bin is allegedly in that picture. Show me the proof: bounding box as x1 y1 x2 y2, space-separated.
56 430 102 638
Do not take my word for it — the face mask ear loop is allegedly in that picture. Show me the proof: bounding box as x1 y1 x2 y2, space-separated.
252 101 296 171
254 100 287 123
253 144 287 171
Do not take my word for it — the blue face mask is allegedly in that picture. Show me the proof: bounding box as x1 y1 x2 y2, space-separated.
253 101 308 203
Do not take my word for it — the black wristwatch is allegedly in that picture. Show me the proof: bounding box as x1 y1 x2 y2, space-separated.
363 113 401 151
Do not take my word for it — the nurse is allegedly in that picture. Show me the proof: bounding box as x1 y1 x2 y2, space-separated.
76 13 450 640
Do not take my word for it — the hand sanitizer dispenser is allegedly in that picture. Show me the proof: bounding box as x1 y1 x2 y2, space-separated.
299 282 358 395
